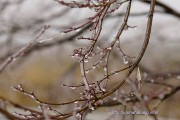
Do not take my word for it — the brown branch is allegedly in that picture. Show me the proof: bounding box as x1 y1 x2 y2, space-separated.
140 0 180 18
96 0 155 104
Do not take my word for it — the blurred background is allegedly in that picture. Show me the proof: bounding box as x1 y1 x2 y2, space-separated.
0 0 180 119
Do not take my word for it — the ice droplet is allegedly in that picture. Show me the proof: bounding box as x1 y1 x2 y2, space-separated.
89 105 95 111
107 47 112 50
104 67 107 72
101 87 106 92
123 56 128 64
84 59 88 63
76 28 81 32
71 55 75 58
151 79 154 83
112 97 117 100
98 100 103 105
85 70 89 74
143 95 149 101
97 46 101 50
100 52 103 55
17 84 22 88
176 75 180 80
60 32 65 35
70 87 76 89
76 113 81 117
116 40 120 44
38 40 43 43
158 94 164 99
88 56 92 59
38 37 53 43
115 72 119 75
137 67 141 81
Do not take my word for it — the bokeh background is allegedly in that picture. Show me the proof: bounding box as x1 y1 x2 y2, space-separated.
0 0 180 119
